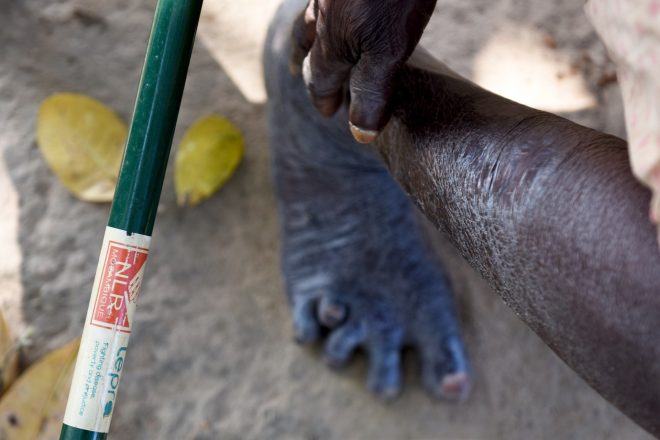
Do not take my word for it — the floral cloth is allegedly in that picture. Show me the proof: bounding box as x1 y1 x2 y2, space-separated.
586 0 660 243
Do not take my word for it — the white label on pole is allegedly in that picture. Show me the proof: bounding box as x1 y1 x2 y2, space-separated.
63 226 151 433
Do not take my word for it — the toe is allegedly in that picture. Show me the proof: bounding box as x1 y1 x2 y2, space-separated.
367 338 403 400
324 320 366 368
317 296 347 328
292 296 320 344
421 336 471 402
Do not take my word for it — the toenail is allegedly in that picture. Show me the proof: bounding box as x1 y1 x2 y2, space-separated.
349 122 379 144
377 386 400 401
318 302 346 326
323 355 345 369
440 371 471 402
293 325 318 344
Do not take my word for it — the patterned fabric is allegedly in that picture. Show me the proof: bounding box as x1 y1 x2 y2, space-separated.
586 0 660 243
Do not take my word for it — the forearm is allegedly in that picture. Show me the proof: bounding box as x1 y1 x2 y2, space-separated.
375 54 660 435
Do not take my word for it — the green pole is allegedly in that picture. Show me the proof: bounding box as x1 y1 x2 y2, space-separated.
60 1 203 438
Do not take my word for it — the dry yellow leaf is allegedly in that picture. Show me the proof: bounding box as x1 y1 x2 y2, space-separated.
37 93 127 202
0 312 18 394
175 115 244 206
0 338 79 440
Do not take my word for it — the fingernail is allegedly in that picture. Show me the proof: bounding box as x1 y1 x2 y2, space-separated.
349 122 379 144
314 95 341 117
289 59 302 76
302 55 312 85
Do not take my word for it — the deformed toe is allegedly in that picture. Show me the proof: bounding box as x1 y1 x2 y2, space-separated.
324 320 365 368
317 296 347 328
421 336 471 401
292 296 320 343
367 342 402 400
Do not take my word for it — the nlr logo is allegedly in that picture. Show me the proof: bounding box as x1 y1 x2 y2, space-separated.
103 346 127 418
91 242 148 333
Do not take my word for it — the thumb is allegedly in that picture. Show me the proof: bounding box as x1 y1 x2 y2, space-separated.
348 56 398 143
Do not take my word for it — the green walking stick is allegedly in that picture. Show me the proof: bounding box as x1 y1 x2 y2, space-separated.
60 1 203 438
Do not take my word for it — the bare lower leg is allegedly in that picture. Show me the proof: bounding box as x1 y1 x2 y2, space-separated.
265 2 470 400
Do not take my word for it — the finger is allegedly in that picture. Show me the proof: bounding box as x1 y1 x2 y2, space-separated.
302 30 352 117
348 56 399 143
289 1 317 75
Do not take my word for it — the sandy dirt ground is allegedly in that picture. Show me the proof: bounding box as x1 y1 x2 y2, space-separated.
0 0 652 438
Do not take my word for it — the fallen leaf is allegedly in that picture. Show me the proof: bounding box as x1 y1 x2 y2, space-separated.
0 312 18 394
37 93 127 202
0 338 79 440
175 115 244 206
